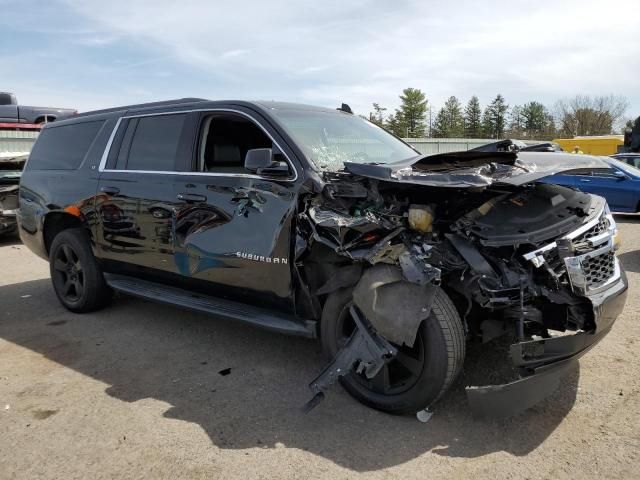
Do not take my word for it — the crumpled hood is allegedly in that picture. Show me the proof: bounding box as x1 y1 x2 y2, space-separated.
343 151 611 188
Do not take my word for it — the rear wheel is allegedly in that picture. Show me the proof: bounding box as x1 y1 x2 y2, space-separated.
49 228 112 312
321 286 465 414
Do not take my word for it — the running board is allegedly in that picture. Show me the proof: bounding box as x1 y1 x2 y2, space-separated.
104 274 316 338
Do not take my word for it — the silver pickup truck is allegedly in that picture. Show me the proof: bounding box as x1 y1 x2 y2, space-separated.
0 92 76 124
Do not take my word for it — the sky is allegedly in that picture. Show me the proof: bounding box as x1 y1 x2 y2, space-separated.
1 0 639 121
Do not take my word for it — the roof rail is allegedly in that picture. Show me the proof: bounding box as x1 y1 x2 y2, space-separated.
74 97 209 118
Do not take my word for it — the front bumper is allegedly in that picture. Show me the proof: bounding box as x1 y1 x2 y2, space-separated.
466 269 628 418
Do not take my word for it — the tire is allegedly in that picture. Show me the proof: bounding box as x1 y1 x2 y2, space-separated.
49 228 112 313
321 286 465 414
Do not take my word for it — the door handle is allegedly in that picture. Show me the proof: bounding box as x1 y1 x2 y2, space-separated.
177 193 207 203
100 186 120 195
579 179 591 182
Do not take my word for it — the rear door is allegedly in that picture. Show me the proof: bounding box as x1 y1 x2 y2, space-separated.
170 108 301 312
95 112 190 278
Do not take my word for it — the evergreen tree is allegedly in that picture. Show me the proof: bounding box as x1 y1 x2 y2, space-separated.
384 112 404 137
521 101 549 137
432 96 464 137
397 88 428 137
464 96 482 138
482 94 509 138
431 108 448 138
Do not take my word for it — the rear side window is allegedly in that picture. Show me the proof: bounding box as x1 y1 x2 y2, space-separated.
114 114 186 171
27 121 104 170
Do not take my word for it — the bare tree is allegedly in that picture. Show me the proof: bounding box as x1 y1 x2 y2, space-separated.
555 95 628 136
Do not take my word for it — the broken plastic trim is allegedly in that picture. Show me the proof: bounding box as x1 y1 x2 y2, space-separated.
303 306 397 413
466 271 627 418
352 264 437 347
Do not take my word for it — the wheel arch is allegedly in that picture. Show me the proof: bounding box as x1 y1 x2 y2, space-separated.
43 211 88 256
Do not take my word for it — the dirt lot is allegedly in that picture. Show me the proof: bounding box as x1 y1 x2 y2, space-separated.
1 218 639 480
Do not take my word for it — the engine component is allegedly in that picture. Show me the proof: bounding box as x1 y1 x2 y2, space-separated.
445 233 497 278
408 204 434 233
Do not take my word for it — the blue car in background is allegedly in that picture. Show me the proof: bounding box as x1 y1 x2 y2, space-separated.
539 157 640 213
612 153 640 169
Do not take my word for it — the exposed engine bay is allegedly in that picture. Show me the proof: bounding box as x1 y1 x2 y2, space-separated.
298 165 624 417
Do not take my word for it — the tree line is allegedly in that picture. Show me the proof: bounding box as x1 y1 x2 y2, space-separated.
368 88 630 140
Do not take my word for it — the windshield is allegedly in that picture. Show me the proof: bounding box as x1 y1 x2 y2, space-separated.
270 109 419 171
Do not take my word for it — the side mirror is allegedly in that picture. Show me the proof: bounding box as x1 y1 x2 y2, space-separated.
244 148 289 177
244 148 272 172
613 170 627 181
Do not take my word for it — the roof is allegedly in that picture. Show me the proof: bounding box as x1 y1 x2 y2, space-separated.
58 99 346 128
73 98 343 119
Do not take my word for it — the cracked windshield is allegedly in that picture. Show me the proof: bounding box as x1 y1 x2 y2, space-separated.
272 109 418 171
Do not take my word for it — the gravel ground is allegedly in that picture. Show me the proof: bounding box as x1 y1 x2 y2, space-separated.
1 217 639 480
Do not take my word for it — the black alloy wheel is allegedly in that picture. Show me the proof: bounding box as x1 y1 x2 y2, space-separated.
52 243 85 303
49 228 112 313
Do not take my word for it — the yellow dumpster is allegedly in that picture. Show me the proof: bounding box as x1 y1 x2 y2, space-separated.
553 136 624 156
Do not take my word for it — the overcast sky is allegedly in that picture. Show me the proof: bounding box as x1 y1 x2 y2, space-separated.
2 0 639 120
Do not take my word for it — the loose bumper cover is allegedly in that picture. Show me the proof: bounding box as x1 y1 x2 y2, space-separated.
466 270 628 418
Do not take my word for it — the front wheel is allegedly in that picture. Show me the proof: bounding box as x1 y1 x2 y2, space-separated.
49 228 112 313
321 286 465 414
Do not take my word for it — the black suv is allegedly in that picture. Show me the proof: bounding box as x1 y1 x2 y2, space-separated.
18 99 628 417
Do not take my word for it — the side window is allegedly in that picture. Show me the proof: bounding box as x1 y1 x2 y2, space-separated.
197 113 273 173
592 168 617 178
563 168 593 176
110 113 186 171
27 121 104 170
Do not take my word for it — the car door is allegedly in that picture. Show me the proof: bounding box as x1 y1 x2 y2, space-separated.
580 167 636 212
95 112 191 278
170 108 301 312
538 170 580 188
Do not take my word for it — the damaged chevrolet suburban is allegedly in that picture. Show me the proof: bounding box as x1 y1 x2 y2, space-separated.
18 99 628 418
